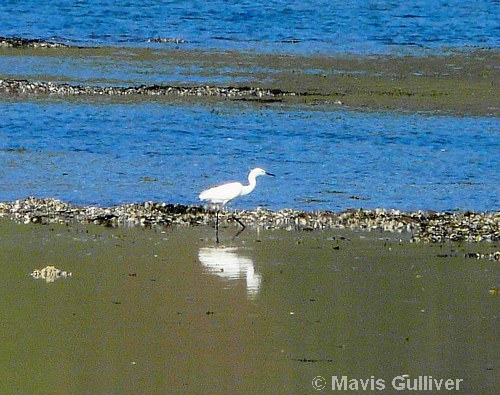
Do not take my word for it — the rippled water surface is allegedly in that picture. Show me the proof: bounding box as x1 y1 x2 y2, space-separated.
1 101 498 211
1 0 498 54
1 1 499 211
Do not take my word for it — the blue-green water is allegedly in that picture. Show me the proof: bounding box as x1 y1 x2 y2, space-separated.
0 1 499 211
1 0 498 54
1 101 498 211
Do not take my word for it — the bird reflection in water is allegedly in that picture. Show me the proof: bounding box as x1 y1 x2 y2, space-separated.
198 247 262 299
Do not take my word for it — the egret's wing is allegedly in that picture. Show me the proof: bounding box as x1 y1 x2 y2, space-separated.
199 182 243 204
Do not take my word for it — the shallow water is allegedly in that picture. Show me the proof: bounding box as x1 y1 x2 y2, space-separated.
1 100 498 211
1 0 498 55
0 220 497 394
1 4 498 395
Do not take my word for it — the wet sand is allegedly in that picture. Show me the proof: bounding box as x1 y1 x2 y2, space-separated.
0 46 498 115
0 218 497 394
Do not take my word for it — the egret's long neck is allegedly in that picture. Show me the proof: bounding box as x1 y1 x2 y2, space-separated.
241 173 258 196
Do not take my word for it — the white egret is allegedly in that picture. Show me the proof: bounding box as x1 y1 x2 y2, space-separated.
199 167 275 242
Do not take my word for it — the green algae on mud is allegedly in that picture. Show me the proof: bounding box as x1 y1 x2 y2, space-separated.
0 46 498 115
0 218 497 394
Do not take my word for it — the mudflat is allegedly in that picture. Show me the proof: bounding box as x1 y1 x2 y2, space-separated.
0 218 497 394
1 46 498 115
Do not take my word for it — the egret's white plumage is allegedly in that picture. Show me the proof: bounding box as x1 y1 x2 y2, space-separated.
199 167 275 243
199 167 275 207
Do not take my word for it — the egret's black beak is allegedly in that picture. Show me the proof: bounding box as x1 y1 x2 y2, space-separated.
266 171 275 177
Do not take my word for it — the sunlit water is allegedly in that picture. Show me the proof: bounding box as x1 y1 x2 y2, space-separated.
1 0 498 212
1 0 498 55
1 101 498 211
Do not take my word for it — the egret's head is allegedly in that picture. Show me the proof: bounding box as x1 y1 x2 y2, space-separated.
251 167 275 177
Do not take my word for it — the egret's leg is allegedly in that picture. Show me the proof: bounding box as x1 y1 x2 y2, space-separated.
230 212 246 240
226 207 245 230
215 209 220 244
232 215 246 230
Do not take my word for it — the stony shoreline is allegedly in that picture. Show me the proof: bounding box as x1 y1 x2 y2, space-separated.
0 197 498 244
0 79 293 99
0 36 70 48
0 36 327 49
0 36 186 48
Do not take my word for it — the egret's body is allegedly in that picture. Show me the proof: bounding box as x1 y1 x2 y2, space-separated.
199 167 275 242
199 181 248 206
199 167 274 207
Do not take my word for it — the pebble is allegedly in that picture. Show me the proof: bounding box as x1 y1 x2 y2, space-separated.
147 37 185 44
463 251 500 261
30 265 72 283
0 197 498 243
